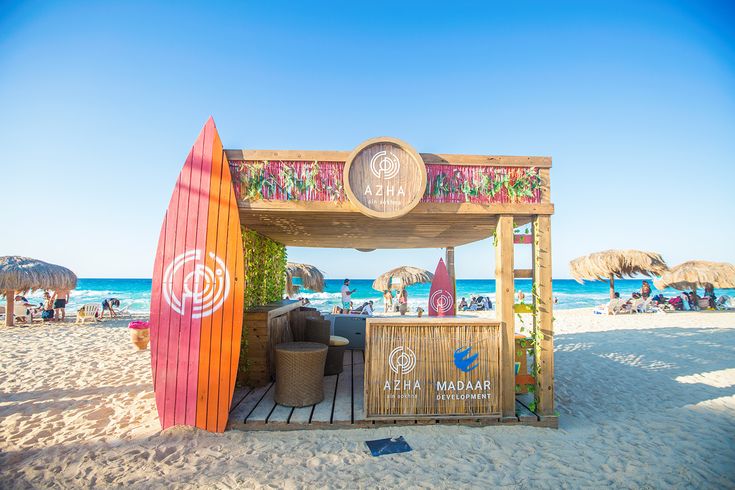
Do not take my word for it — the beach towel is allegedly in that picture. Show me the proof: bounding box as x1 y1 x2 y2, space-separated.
365 436 412 457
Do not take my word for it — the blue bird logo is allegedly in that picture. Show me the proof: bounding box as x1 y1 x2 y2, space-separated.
453 346 479 372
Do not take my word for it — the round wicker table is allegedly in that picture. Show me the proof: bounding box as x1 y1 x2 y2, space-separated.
274 342 328 407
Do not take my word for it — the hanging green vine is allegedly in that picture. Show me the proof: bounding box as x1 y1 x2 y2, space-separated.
237 227 287 385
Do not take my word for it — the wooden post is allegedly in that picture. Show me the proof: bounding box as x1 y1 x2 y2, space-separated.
5 289 14 327
533 215 556 424
609 275 615 300
495 216 515 420
445 246 456 315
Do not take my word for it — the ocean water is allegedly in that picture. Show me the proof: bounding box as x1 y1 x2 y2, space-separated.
17 278 735 315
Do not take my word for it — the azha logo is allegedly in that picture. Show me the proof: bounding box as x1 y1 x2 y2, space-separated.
388 346 417 375
162 249 231 319
453 346 479 373
370 150 401 179
430 289 454 313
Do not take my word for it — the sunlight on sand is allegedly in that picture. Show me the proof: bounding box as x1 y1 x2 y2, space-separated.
1 309 734 488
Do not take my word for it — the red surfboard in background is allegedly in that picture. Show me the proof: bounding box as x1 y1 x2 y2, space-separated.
428 258 455 316
149 117 244 432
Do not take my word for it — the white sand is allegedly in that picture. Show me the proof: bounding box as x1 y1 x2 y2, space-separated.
1 309 734 488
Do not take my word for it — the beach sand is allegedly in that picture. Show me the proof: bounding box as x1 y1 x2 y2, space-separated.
1 309 734 488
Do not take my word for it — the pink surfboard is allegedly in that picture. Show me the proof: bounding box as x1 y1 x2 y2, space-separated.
428 258 455 316
150 117 245 433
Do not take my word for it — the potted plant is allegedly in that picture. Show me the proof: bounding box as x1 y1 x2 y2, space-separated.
128 320 150 350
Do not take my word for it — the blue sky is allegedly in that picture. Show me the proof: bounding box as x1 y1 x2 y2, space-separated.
1 1 733 279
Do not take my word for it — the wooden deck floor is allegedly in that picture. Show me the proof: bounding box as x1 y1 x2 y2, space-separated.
228 350 557 431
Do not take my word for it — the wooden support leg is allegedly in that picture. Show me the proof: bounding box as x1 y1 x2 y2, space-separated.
446 247 456 315
533 216 556 424
5 289 15 327
609 275 615 300
495 216 515 421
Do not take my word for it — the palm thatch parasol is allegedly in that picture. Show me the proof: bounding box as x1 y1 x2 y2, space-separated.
654 261 735 294
372 266 434 292
569 249 668 300
285 262 325 297
0 256 78 326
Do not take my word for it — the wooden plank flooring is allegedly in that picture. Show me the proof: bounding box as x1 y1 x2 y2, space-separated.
228 349 556 431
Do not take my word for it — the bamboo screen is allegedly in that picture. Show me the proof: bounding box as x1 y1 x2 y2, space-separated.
228 161 541 205
365 321 502 419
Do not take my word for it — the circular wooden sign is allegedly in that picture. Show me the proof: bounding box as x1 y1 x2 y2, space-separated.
343 137 427 219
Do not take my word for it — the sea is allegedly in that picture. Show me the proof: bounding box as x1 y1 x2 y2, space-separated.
18 278 735 315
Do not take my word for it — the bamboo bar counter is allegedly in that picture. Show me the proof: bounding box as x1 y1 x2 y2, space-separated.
364 316 504 420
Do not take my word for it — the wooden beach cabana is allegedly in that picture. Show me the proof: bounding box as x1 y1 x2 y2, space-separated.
150 120 556 432
226 135 556 428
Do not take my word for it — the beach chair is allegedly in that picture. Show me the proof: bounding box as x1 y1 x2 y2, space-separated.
628 298 645 313
600 298 628 315
76 303 101 324
116 302 133 317
638 297 657 313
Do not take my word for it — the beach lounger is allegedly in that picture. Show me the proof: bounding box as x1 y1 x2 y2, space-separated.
115 302 133 317
594 297 628 315
76 303 101 324
628 298 645 313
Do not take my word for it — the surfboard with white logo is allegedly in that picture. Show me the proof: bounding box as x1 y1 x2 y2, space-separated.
428 258 455 316
150 117 244 432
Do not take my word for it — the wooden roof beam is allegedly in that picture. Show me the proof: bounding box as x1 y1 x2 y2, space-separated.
225 149 551 168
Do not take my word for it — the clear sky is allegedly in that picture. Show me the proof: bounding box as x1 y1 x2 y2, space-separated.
1 1 733 279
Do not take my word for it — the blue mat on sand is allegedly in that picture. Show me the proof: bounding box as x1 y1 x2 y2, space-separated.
365 436 412 457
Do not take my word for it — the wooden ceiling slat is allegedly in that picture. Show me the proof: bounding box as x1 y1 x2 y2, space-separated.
239 210 499 248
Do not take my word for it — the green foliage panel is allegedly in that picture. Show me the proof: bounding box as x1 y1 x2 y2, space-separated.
237 226 287 385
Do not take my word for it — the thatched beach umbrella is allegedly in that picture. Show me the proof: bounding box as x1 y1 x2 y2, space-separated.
0 256 78 327
654 261 735 295
285 262 325 297
569 249 668 300
372 266 434 292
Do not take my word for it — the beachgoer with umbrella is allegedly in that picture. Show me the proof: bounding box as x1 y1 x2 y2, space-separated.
569 249 668 300
0 256 77 327
372 266 434 314
654 261 735 309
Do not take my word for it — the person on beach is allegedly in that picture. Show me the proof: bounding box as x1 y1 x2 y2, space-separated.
361 300 374 316
468 297 479 311
398 288 408 315
52 289 70 322
641 281 652 299
482 296 492 310
517 290 526 303
101 298 120 318
340 279 356 312
703 285 716 309
41 292 55 321
13 295 36 323
382 290 393 313
459 297 468 310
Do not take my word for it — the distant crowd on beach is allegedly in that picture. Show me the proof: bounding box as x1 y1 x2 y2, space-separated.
9 289 124 324
331 279 409 316
597 281 734 315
